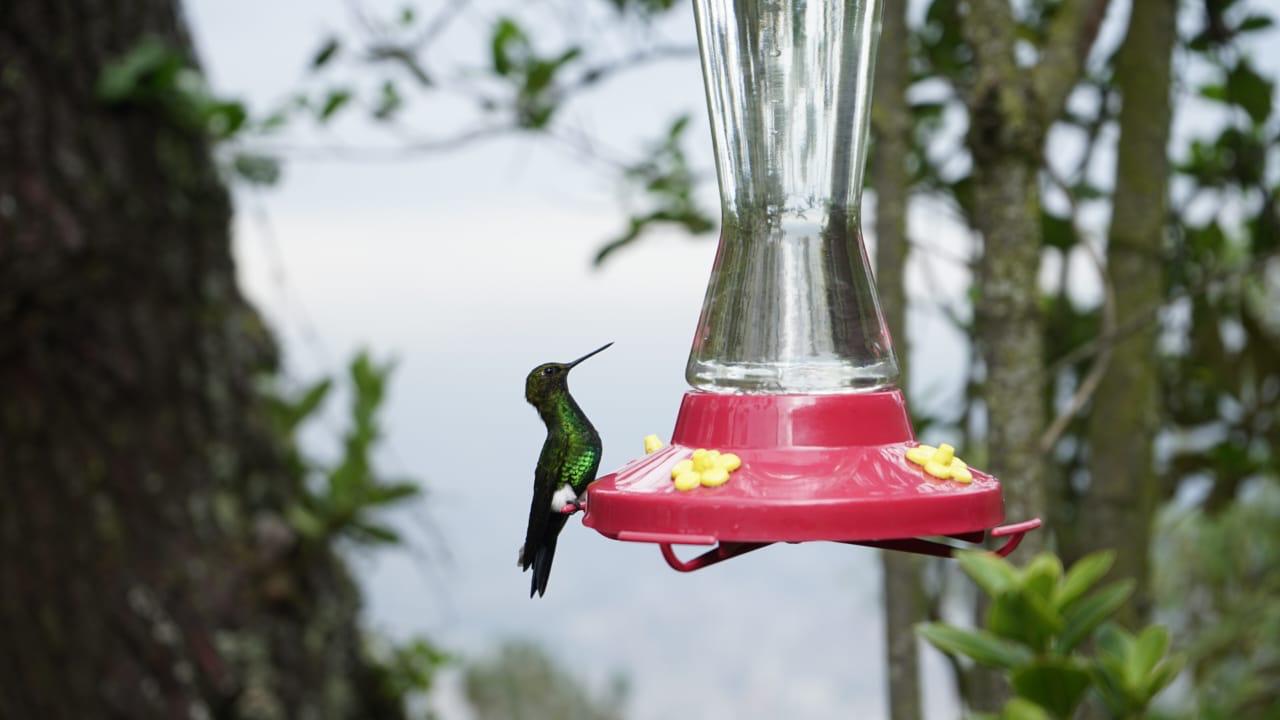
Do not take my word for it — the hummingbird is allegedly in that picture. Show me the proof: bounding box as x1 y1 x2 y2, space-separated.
519 342 612 598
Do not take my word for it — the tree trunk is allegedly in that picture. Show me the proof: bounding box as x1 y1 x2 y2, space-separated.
0 3 399 718
871 2 923 718
965 102 1046 718
962 0 1050 563
958 0 1110 710
1078 0 1177 628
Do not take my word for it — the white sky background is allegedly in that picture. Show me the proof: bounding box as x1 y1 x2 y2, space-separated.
183 1 1279 718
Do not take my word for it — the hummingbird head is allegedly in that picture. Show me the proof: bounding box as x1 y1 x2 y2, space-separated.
525 342 612 406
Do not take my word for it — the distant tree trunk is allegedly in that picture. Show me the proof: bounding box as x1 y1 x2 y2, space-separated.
959 0 1109 710
963 0 1049 560
962 18 1044 705
871 2 923 718
1077 0 1176 628
0 3 398 718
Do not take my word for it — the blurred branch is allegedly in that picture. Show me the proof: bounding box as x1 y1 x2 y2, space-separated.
1039 234 1115 453
1038 163 1115 453
963 0 1020 103
1030 0 1112 128
567 44 698 91
906 239 973 334
415 0 471 51
243 124 517 161
1041 249 1280 381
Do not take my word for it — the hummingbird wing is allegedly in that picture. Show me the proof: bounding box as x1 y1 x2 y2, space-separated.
520 488 551 573
521 466 566 597
519 435 559 573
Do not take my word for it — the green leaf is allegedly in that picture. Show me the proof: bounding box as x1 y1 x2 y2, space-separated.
1011 660 1092 718
917 623 1034 669
232 153 282 187
987 589 1062 651
1142 653 1184 701
287 504 327 540
1091 660 1135 718
668 114 691 139
311 36 341 70
957 550 1021 598
1199 83 1229 104
209 101 248 139
351 521 401 544
373 81 403 121
97 37 185 102
1226 60 1274 126
490 18 527 76
999 698 1052 720
1041 211 1077 251
1053 550 1115 612
237 151 285 186
1129 625 1170 685
1238 14 1275 33
1094 623 1134 663
1021 553 1064 602
368 482 422 506
319 88 353 122
287 378 333 430
1056 579 1135 653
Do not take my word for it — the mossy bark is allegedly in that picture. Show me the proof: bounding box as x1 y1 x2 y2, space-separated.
958 0 1110 711
1078 0 1177 628
871 2 923 718
0 2 401 717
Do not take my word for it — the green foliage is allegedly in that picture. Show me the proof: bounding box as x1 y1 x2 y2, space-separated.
919 551 1181 719
917 624 1034 669
606 0 679 17
1155 479 1280 718
464 641 628 720
265 352 442 715
374 81 404 122
98 37 288 187
318 87 355 123
269 351 422 546
594 114 716 266
311 36 342 70
489 17 582 129
97 37 248 140
1163 1 1280 516
1092 625 1185 719
231 152 283 186
896 0 1280 561
366 635 451 715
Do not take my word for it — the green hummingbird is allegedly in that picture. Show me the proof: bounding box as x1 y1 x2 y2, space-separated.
519 342 612 598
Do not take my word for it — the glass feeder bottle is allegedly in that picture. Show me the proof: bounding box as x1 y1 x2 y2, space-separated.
686 0 898 394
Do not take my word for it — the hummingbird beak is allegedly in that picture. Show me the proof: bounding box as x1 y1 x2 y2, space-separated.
567 342 613 369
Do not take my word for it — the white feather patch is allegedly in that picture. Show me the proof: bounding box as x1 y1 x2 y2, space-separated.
549 485 579 511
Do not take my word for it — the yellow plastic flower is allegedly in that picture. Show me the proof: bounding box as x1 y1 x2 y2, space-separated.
904 442 973 483
671 448 742 491
643 434 665 454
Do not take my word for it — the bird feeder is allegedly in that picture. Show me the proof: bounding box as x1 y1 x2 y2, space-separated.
574 0 1040 571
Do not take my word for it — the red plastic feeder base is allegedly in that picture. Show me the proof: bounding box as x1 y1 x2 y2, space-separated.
581 390 1040 571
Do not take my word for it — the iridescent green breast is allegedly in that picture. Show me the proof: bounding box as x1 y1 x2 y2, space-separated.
558 437 601 491
541 393 602 492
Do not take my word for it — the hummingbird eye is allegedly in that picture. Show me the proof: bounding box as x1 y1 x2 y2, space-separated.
542 366 557 376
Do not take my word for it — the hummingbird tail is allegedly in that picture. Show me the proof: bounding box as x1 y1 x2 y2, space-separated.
529 533 559 598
